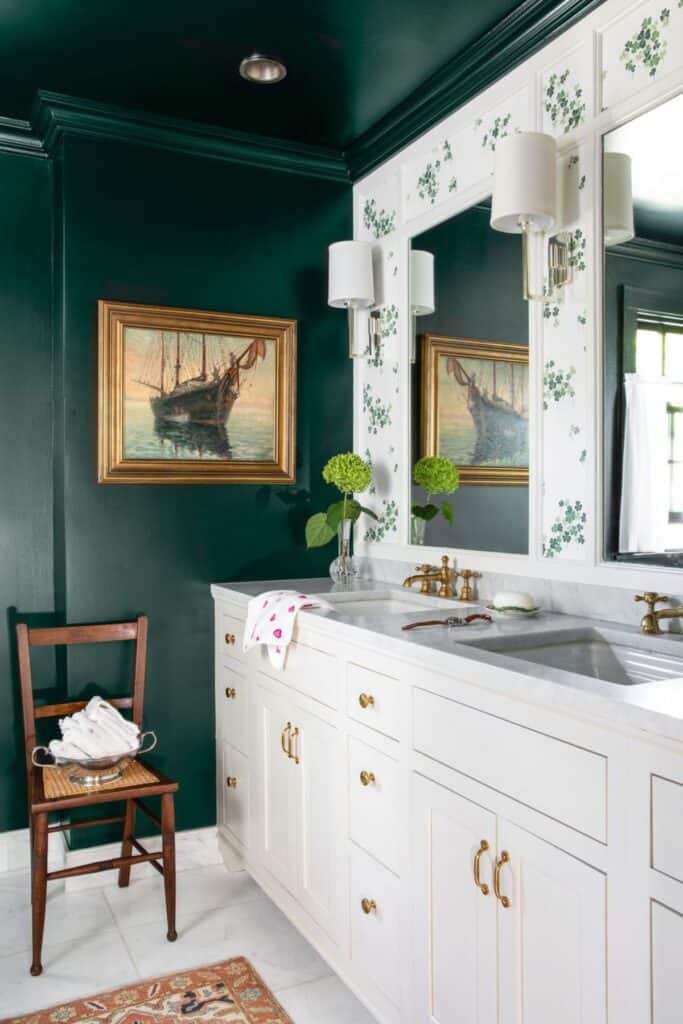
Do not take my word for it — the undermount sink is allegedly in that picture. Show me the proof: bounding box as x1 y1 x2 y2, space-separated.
323 589 476 619
465 627 683 686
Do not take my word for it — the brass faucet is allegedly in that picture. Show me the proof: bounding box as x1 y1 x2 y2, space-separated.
456 569 481 602
403 555 455 599
635 592 683 634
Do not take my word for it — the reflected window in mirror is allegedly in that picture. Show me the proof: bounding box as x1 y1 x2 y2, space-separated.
602 93 683 567
410 200 529 555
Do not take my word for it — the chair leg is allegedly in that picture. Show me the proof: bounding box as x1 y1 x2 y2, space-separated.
118 800 136 888
30 812 48 977
161 793 177 942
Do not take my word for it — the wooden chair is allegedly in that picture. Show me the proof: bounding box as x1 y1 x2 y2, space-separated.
15 615 178 977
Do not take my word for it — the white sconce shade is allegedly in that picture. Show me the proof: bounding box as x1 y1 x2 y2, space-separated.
604 152 635 247
328 241 375 309
410 250 435 315
490 132 557 234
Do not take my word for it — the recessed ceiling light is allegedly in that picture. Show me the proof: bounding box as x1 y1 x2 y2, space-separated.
239 54 287 85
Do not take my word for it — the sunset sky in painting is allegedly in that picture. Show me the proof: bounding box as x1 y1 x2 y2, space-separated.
123 327 276 409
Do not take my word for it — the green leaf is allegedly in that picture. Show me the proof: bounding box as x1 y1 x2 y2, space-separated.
441 501 454 526
325 501 345 532
357 504 379 521
411 503 439 521
305 512 335 548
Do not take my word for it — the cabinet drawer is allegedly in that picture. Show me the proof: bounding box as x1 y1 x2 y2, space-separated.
652 775 683 883
221 743 249 847
348 737 400 874
219 609 246 663
413 688 607 841
257 633 339 710
218 663 248 753
349 843 401 1007
347 662 400 739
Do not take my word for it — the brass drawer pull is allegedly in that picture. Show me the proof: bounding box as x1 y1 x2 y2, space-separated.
225 632 236 646
281 722 292 757
359 771 376 787
226 776 239 788
473 839 490 896
290 726 300 765
494 850 510 908
361 898 377 915
225 687 237 699
358 693 375 709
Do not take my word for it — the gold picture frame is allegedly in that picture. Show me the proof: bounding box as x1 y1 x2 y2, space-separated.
420 334 529 486
98 300 297 484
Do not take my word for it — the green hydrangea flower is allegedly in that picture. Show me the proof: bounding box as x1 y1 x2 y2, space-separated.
413 456 459 496
323 453 372 496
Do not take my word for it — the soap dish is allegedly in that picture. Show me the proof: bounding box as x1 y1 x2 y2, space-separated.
486 604 541 620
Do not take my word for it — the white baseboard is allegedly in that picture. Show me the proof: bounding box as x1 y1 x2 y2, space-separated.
0 825 221 890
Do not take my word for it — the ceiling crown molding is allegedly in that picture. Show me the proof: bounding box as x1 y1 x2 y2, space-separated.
345 0 605 181
0 114 45 158
31 91 350 183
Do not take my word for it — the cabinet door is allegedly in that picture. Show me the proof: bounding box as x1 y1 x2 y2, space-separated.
652 900 683 1024
221 742 249 847
497 821 606 1024
253 682 298 896
293 703 342 941
413 774 498 1024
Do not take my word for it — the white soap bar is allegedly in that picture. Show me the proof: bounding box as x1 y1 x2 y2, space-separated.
492 591 536 610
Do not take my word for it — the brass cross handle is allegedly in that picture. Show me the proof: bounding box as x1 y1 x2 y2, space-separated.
457 569 482 602
635 592 669 615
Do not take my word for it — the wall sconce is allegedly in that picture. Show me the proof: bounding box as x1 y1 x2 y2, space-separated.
409 249 435 363
603 152 635 247
328 241 378 359
490 131 570 302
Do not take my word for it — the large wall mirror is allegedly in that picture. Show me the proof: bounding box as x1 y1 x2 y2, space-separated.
409 201 530 554
603 93 683 567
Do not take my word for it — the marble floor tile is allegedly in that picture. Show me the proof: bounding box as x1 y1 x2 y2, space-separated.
0 882 115 958
275 974 379 1024
0 925 138 1016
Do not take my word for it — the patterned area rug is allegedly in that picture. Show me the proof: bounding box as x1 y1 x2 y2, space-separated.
1 958 293 1024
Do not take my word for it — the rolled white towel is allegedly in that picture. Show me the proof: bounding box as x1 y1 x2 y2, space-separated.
84 696 139 739
52 698 143 760
48 737 93 759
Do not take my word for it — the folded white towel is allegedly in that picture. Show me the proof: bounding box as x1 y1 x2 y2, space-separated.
48 698 140 760
243 589 332 669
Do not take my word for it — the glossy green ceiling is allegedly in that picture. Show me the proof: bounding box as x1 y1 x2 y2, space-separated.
0 0 595 151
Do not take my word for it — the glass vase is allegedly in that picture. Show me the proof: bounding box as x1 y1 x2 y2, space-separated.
329 519 359 584
411 514 427 545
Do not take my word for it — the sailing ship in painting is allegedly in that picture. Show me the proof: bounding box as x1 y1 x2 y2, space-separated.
445 354 528 465
135 332 267 427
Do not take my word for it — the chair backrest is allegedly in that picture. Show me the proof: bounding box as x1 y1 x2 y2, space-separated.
15 616 148 781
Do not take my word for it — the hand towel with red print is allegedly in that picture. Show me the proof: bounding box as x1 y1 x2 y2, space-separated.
243 590 333 669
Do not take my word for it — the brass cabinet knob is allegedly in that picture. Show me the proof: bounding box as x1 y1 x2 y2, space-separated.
225 633 236 646
358 693 375 709
225 687 237 699
359 771 376 787
494 850 511 908
473 839 490 896
226 776 239 788
361 898 377 915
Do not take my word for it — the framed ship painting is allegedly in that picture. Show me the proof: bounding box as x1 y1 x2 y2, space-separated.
98 300 296 484
420 334 529 486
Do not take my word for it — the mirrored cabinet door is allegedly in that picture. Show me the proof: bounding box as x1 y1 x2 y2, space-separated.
602 93 683 567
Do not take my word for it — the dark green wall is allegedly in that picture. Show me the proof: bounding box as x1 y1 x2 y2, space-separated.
412 204 529 554
0 152 54 831
1 135 351 838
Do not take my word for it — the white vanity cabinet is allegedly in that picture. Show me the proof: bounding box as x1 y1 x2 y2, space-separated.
213 587 683 1024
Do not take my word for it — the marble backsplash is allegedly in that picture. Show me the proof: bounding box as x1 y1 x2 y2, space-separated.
356 557 683 630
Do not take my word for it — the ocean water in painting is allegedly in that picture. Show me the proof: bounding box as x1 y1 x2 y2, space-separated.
438 355 528 467
123 328 276 462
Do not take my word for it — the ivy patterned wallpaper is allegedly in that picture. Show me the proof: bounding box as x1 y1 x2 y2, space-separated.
354 0 683 563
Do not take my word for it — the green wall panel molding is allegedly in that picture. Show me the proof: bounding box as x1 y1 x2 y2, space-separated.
345 0 606 180
32 91 350 183
0 114 45 158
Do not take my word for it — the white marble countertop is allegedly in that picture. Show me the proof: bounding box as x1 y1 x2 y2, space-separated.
211 577 683 746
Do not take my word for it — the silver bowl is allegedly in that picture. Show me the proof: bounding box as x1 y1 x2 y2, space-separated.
32 731 157 787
